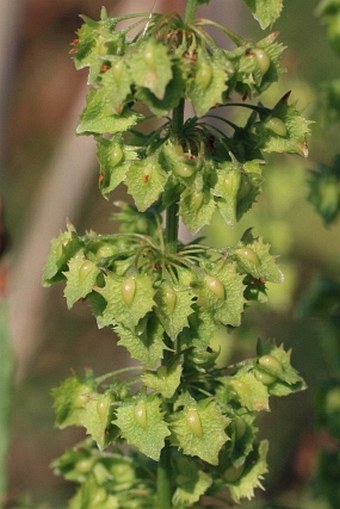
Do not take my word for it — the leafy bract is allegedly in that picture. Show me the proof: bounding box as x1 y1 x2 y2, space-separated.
77 88 140 135
180 186 216 233
256 95 312 157
69 476 119 509
52 375 95 429
114 318 165 367
115 396 170 460
170 398 229 465
243 0 284 29
188 48 229 116
198 263 245 327
126 155 168 212
155 277 194 340
129 41 173 99
256 342 307 396
227 440 268 502
97 136 138 197
228 372 270 412
95 273 155 329
63 253 100 309
43 225 83 285
235 236 284 284
172 456 212 506
142 360 182 399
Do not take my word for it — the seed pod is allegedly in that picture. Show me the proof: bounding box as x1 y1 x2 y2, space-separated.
112 60 124 80
191 190 204 210
255 354 284 385
205 275 225 300
254 49 271 75
111 145 124 167
237 174 252 200
173 163 195 178
78 260 96 282
134 400 148 428
77 457 94 474
258 354 283 376
164 286 177 313
223 463 244 483
235 247 260 268
222 170 241 197
186 408 203 438
96 395 111 421
96 244 116 258
233 416 247 440
196 61 213 90
157 365 167 379
254 369 276 385
56 239 68 259
144 46 156 68
121 277 136 306
93 488 107 504
74 389 90 408
265 117 287 137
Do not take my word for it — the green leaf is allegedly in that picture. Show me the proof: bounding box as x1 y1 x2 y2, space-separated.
42 224 83 285
188 48 229 116
115 396 170 460
227 440 268 502
63 252 101 308
256 342 306 396
235 236 284 284
80 393 113 449
180 185 216 234
243 0 284 29
52 374 96 429
71 14 125 84
77 88 141 135
213 162 242 226
126 155 168 212
129 40 173 99
99 57 133 111
236 161 264 220
135 64 185 116
142 360 182 399
170 399 229 465
228 372 270 412
97 137 138 197
198 263 245 327
95 273 155 329
172 456 212 506
155 277 194 340
256 95 312 157
114 317 165 367
69 476 119 509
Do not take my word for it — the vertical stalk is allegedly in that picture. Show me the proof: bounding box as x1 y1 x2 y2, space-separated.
184 0 198 24
156 445 172 509
165 98 184 254
158 3 198 506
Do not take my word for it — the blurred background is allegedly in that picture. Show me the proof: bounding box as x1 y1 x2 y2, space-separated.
1 0 340 507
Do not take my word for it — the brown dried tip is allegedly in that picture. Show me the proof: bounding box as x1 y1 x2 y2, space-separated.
302 141 309 158
281 90 291 103
268 31 280 42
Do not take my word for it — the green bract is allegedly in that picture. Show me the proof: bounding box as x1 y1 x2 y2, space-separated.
45 1 309 508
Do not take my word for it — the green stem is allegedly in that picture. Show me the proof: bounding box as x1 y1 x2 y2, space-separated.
156 445 172 509
165 98 185 254
184 0 198 24
165 201 179 254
